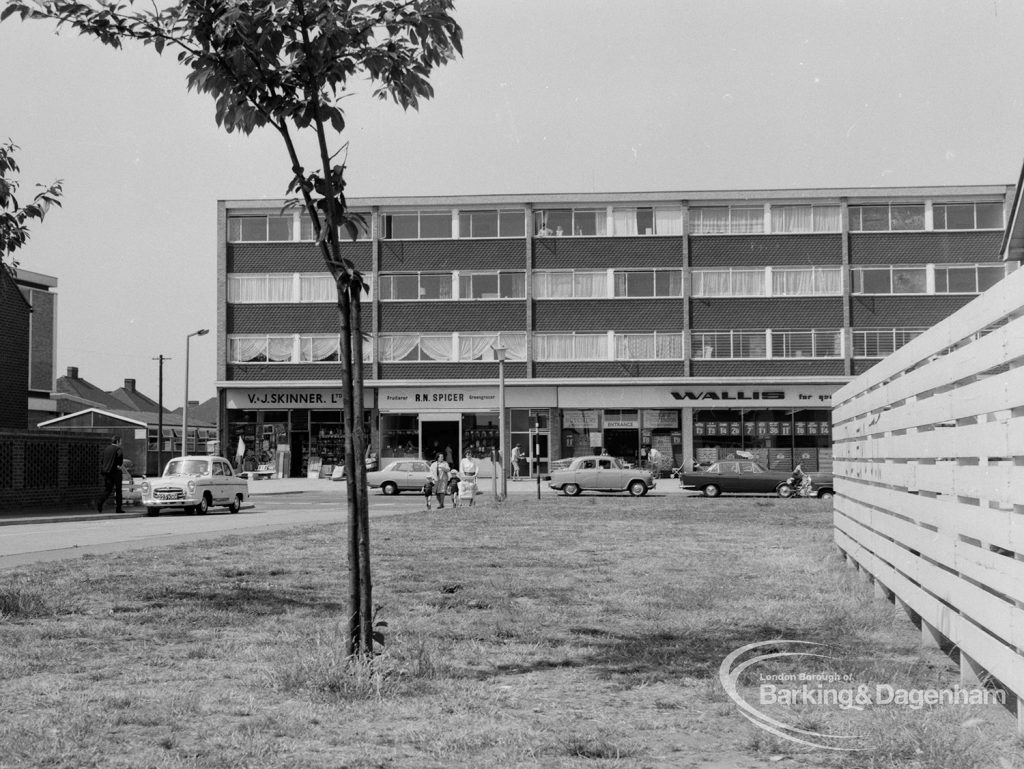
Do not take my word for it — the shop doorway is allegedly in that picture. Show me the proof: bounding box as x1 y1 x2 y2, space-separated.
421 419 460 464
604 428 640 466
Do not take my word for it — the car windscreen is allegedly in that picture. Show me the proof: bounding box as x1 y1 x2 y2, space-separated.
165 459 208 476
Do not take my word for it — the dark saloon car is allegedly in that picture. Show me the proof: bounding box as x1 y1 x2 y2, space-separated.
679 460 834 499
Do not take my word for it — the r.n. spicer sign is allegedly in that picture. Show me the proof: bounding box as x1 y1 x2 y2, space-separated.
379 386 498 410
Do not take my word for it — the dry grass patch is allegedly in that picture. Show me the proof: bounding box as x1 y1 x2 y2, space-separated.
1 496 1022 768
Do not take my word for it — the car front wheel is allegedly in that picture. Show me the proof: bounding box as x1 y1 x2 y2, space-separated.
817 489 835 500
702 484 721 498
381 482 399 496
563 483 582 496
627 480 646 496
197 495 210 515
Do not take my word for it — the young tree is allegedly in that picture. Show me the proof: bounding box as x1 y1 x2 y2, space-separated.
0 140 63 275
2 0 462 657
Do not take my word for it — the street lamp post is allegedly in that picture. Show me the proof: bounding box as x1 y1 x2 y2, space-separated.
492 345 507 500
182 328 209 456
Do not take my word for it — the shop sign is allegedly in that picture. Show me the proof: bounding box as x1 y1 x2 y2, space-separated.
226 388 376 409
563 409 601 429
559 383 840 408
730 422 741 436
642 409 680 429
604 415 640 428
695 422 706 436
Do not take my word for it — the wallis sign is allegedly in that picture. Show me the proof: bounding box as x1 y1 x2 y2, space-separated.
670 390 785 401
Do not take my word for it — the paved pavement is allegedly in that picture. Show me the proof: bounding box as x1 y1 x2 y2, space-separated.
0 475 695 526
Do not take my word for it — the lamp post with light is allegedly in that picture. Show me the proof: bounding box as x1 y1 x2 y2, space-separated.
182 328 209 456
492 345 507 500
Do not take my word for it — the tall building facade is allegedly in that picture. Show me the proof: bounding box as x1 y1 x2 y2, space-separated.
217 186 1014 478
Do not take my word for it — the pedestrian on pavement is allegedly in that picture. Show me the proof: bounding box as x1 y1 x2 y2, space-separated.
511 443 524 480
96 435 125 513
429 453 451 509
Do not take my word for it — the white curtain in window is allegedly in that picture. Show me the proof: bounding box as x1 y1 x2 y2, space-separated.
419 335 453 361
500 333 527 361
813 207 841 232
732 270 765 296
691 208 728 234
773 268 815 295
816 268 842 294
772 206 813 233
656 333 683 358
575 334 608 359
731 208 764 234
267 276 293 302
267 336 294 362
302 336 339 361
613 209 638 236
615 334 654 359
300 275 335 302
535 334 573 360
693 271 730 297
380 335 418 362
655 208 682 235
229 337 267 362
537 272 573 298
459 334 499 361
574 272 606 298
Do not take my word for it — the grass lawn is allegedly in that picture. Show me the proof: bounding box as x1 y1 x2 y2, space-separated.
1 495 1022 768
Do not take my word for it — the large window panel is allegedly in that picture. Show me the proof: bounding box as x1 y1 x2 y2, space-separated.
772 267 842 296
534 270 607 299
535 333 609 360
614 332 683 360
299 274 336 302
771 205 841 233
692 268 765 297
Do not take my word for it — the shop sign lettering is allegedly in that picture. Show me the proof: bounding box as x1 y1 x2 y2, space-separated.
246 392 343 405
670 390 786 401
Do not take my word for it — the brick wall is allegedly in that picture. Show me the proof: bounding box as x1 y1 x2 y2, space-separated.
381 239 525 270
0 274 30 429
850 295 974 326
848 231 1003 264
690 234 843 267
228 241 372 272
692 297 844 328
533 237 683 268
0 430 109 510
535 300 686 331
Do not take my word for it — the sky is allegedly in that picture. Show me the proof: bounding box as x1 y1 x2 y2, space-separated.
3 0 1024 409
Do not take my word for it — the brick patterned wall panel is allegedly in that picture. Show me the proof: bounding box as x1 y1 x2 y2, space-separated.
380 302 527 332
533 237 684 268
691 298 844 328
850 360 880 376
0 275 30 429
848 232 1003 264
0 431 107 510
534 300 687 331
26 289 55 392
690 234 843 267
227 364 346 381
0 440 12 488
228 305 370 334
690 360 845 377
535 362 687 378
850 296 974 327
23 441 59 489
380 240 526 270
228 242 372 272
67 441 100 486
379 363 528 380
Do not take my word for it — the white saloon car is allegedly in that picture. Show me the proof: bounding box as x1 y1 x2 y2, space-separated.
546 456 656 496
141 456 249 516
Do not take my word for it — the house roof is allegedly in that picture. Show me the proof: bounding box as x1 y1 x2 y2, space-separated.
56 373 128 412
38 407 215 429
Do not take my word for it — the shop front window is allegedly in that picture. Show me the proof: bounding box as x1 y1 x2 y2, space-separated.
510 409 550 475
560 409 601 460
382 414 420 460
693 408 832 473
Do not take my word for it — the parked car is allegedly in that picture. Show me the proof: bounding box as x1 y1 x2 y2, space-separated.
545 455 656 496
366 460 433 495
679 460 834 499
140 456 249 516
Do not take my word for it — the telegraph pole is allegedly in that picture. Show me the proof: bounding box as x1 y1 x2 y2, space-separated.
152 355 171 475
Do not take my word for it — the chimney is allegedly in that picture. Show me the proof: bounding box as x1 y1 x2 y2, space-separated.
124 378 136 392
67 366 79 379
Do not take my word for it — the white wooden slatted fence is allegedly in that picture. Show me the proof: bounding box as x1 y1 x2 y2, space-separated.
832 264 1024 729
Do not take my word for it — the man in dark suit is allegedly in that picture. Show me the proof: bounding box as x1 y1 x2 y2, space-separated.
97 435 125 513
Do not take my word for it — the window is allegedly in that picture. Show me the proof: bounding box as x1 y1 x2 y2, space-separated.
227 215 293 242
611 207 683 235
378 273 453 300
299 213 370 241
771 329 842 358
614 332 684 360
772 267 842 296
933 264 1008 293
770 205 841 233
689 206 764 234
691 331 766 359
459 271 526 299
933 202 1003 230
852 266 927 294
533 271 608 299
852 328 925 358
458 332 527 361
379 334 453 362
381 210 452 239
299 274 336 302
228 335 295 363
458 209 525 238
299 335 340 362
848 204 925 231
534 333 609 360
534 208 608 236
691 268 765 297
227 274 294 303
613 269 683 297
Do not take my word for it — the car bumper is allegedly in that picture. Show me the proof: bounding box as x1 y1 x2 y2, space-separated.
142 497 200 508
